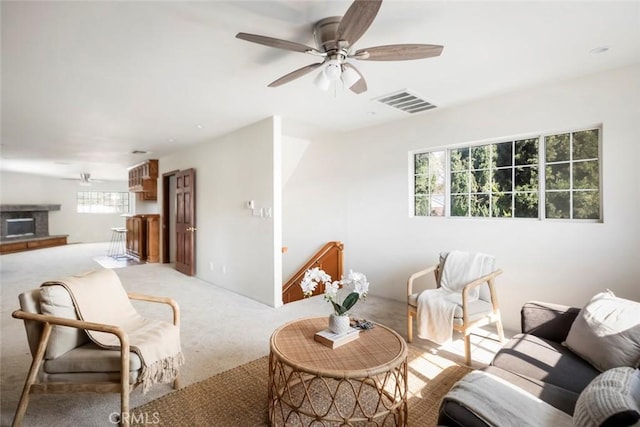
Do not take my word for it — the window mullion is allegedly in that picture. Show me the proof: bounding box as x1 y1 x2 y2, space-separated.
539 136 545 220
569 132 574 219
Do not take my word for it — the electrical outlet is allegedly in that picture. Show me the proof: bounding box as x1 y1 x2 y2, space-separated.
221 265 227 274
209 261 214 271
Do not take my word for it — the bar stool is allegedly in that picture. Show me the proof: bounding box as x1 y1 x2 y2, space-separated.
107 227 127 259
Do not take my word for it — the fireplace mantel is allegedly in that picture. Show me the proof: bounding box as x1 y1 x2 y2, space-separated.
0 204 61 212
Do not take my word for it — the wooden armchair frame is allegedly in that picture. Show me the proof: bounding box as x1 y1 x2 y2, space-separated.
407 265 505 365
11 292 181 427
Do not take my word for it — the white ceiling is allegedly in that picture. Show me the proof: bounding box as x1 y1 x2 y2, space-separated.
2 1 639 182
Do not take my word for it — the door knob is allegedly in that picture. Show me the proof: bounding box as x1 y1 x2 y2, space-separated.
186 226 197 232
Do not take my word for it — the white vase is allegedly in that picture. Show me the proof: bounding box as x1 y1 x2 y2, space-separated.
328 313 350 335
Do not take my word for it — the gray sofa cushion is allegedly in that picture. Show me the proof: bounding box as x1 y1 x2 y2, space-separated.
438 366 580 426
483 366 580 415
521 301 581 343
491 333 599 394
565 291 640 372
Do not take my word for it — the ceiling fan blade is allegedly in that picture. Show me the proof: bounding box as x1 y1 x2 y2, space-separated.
355 44 444 61
343 63 367 94
336 0 382 46
268 62 324 87
236 32 319 54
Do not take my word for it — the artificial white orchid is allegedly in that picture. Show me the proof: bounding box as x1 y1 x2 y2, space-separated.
343 270 370 297
324 280 340 299
299 267 369 316
300 267 332 297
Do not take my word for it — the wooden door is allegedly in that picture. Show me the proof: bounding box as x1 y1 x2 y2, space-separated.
175 169 196 276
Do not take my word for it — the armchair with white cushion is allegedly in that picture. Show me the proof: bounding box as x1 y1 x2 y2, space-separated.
406 251 505 365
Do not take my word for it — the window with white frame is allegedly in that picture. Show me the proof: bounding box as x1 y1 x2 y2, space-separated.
413 150 445 216
544 129 600 219
411 127 600 221
77 192 130 214
449 138 539 218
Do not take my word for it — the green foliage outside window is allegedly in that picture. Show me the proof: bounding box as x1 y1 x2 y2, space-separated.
413 128 600 221
544 129 600 220
450 138 539 218
413 151 445 216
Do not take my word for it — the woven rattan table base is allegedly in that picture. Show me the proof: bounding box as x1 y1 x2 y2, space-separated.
268 317 408 426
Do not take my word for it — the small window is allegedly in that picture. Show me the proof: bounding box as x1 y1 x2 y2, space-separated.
413 150 445 216
77 192 130 214
544 129 600 219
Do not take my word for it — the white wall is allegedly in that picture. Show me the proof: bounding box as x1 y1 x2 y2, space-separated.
283 64 640 330
0 171 129 243
159 117 282 307
281 134 349 281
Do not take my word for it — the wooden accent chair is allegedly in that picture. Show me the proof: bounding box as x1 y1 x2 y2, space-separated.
406 252 505 365
12 287 181 427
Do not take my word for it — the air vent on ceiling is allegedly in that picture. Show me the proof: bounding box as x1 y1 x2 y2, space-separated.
374 90 437 114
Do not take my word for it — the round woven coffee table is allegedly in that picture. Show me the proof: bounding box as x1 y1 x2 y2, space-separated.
268 316 408 426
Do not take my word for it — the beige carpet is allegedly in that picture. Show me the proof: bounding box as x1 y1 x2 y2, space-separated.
132 347 471 426
2 243 504 426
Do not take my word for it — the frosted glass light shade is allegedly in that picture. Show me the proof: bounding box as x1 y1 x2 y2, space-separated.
324 59 342 81
313 70 331 91
341 65 361 88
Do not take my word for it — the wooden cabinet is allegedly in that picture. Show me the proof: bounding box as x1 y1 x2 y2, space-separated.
146 215 160 263
125 214 159 263
128 159 158 200
126 216 145 260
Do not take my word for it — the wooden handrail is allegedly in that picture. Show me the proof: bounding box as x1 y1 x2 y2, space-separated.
282 241 344 304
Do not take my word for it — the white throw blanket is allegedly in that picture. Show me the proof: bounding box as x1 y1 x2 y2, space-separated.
416 251 495 343
444 370 573 427
42 269 184 393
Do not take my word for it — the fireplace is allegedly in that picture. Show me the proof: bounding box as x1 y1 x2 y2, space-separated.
0 204 61 241
6 218 35 238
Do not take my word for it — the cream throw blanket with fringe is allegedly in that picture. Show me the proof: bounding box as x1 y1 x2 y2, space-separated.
416 251 495 343
42 269 184 393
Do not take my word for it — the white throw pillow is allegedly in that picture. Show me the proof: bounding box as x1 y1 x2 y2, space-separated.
565 291 640 372
573 367 640 427
40 285 89 359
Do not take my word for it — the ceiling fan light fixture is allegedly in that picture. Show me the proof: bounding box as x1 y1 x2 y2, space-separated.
79 173 92 186
236 0 444 94
341 65 361 88
313 69 331 91
323 59 342 81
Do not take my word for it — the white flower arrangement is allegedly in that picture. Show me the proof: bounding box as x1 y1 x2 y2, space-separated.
300 267 369 316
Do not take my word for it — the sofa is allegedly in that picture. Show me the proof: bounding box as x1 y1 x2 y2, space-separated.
438 293 640 427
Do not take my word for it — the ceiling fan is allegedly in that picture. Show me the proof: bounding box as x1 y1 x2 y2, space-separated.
236 0 443 94
63 173 102 186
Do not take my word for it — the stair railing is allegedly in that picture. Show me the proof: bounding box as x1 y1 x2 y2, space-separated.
282 241 344 304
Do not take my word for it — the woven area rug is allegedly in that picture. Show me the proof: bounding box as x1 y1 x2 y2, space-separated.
132 346 471 426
